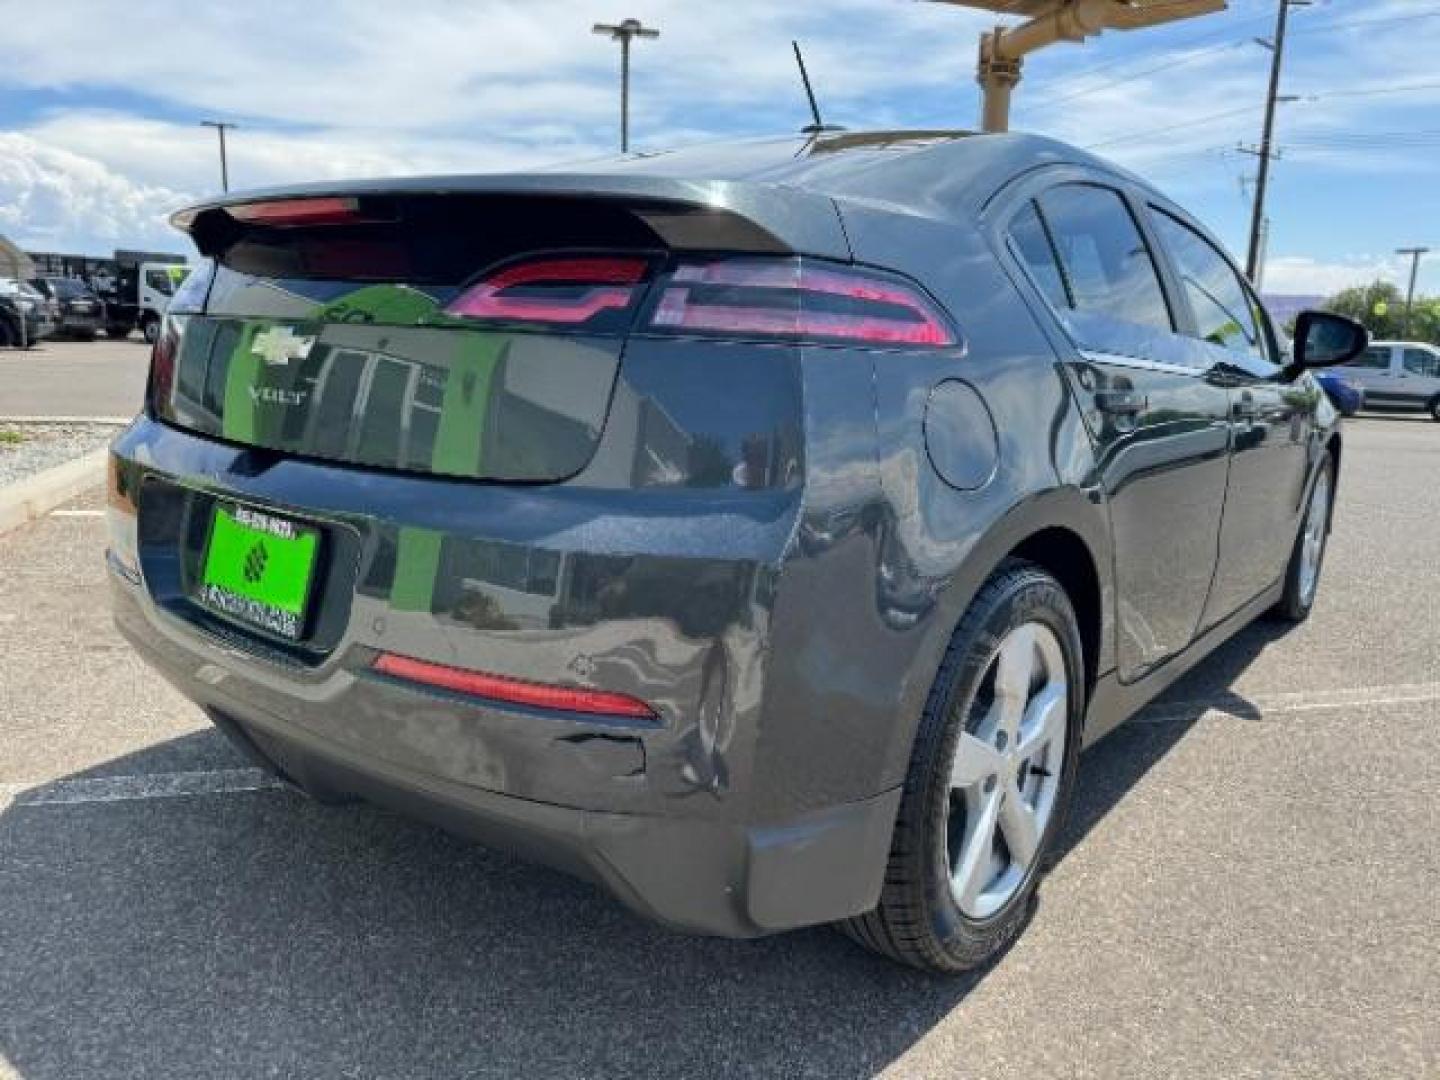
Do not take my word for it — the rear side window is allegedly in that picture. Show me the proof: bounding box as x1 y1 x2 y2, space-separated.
1148 209 1266 362
1403 348 1440 377
1008 202 1070 310
1035 184 1173 335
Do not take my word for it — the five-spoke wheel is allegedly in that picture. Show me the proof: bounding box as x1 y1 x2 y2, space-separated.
843 559 1083 973
946 623 1068 920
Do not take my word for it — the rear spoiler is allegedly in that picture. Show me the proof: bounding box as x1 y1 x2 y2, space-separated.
170 173 853 262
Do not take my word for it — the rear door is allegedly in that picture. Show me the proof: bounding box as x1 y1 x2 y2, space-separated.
1344 345 1399 405
1145 205 1308 623
1006 177 1231 682
1399 345 1440 408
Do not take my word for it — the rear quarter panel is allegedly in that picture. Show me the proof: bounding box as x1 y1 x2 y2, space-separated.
752 202 1111 816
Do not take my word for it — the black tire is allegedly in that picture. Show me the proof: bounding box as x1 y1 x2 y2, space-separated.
0 318 15 348
141 317 160 345
1271 452 1334 623
106 325 131 341
1429 396 1440 423
841 559 1085 973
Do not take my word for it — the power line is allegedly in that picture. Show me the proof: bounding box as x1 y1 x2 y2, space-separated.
1030 6 1440 111
1288 7 1440 35
1311 80 1440 101
1036 12 1272 98
1082 103 1261 150
1040 39 1246 108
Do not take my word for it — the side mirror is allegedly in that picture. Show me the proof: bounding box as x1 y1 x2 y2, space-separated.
1292 310 1368 369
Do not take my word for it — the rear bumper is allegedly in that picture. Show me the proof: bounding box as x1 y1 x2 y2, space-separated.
58 310 104 334
111 574 898 937
106 414 901 937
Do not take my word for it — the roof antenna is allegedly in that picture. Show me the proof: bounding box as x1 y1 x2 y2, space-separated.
793 41 845 135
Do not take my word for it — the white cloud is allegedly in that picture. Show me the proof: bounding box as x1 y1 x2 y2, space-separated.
0 132 194 252
1 0 1437 264
1262 254 1407 297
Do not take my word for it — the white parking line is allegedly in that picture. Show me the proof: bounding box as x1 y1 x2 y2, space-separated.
1134 681 1440 725
3 682 1439 812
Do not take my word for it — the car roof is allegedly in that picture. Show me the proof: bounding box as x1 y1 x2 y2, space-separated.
536 129 1142 209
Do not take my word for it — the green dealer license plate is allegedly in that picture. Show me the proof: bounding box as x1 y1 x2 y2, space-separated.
197 504 320 640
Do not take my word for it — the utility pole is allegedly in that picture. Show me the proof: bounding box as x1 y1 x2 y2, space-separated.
592 18 659 153
1396 247 1430 340
200 120 237 193
1245 0 1309 282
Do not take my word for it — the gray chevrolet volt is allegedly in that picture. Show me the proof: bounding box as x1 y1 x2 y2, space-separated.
107 131 1365 972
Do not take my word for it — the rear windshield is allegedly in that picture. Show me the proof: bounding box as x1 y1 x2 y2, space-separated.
157 284 624 483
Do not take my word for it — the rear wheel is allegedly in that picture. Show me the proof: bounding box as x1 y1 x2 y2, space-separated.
106 325 130 340
0 318 15 348
141 316 160 345
842 560 1083 973
1272 453 1333 622
1429 396 1440 422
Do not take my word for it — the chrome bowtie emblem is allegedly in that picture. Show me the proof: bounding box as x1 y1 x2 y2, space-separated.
251 325 316 367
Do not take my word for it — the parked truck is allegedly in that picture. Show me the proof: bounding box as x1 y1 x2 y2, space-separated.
27 249 189 343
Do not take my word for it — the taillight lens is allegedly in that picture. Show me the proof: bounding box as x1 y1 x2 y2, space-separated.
644 257 958 348
373 652 657 720
147 315 181 412
444 255 651 332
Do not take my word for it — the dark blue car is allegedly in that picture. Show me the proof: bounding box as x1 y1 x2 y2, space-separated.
108 130 1367 972
1315 370 1364 416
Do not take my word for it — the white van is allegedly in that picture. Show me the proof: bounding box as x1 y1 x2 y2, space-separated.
1341 341 1440 420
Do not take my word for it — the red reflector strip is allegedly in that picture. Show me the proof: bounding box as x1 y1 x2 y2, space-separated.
445 256 649 326
227 197 363 227
372 652 657 720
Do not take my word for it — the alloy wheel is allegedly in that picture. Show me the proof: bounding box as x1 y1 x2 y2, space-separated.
1299 471 1330 606
944 622 1068 920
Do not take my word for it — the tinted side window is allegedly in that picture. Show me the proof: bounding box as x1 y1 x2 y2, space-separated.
1036 184 1173 335
1402 348 1440 377
1007 201 1070 310
1148 209 1263 361
1350 347 1391 370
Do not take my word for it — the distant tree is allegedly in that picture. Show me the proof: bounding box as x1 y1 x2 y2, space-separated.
1320 280 1440 344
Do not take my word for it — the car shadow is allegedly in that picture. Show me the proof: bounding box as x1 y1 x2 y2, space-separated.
0 623 1285 1079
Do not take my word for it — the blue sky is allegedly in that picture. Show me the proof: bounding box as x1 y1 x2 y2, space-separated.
1 0 1436 296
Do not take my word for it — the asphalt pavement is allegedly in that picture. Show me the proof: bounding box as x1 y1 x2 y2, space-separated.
0 337 149 419
0 418 1436 1079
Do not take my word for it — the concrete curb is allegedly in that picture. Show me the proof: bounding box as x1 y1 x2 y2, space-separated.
0 448 109 536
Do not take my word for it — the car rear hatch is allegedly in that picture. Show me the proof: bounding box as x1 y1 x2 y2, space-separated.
155 179 852 484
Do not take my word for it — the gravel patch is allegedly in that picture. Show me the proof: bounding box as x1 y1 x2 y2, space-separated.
0 422 121 488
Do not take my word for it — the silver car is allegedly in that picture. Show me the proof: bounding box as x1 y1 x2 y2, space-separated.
1341 340 1440 420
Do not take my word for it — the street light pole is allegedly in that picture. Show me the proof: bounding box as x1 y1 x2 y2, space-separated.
200 120 237 193
1245 0 1310 283
1396 247 1430 340
592 18 659 153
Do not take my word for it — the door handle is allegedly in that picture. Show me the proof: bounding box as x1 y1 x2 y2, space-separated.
1095 389 1146 416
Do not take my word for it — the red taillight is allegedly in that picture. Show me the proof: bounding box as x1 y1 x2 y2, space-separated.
227 196 363 227
148 316 179 410
646 258 958 347
444 255 650 328
373 652 658 720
